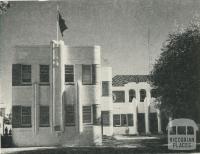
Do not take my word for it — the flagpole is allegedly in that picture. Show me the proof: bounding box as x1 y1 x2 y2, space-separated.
57 4 59 44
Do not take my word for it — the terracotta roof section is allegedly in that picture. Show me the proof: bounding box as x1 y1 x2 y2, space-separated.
112 75 150 87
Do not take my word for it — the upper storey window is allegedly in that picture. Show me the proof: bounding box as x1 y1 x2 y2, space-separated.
151 89 158 98
21 65 31 83
113 91 125 103
82 65 96 85
129 89 136 102
40 65 49 83
102 81 109 96
65 65 74 84
140 89 146 102
12 64 32 86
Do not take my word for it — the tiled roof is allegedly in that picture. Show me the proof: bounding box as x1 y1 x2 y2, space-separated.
112 75 150 87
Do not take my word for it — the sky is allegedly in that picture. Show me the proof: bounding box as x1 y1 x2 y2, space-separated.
1 0 200 111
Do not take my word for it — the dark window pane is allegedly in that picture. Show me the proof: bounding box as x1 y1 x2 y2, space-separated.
40 106 50 127
83 106 92 123
121 114 127 126
40 65 49 83
113 91 125 103
113 114 120 126
102 111 110 126
12 106 21 128
129 90 136 102
65 104 75 126
187 126 194 135
128 114 134 126
140 89 146 102
65 65 74 83
21 106 31 127
102 81 109 96
177 126 186 135
12 64 22 86
151 89 158 98
82 65 92 84
21 65 31 83
169 126 176 135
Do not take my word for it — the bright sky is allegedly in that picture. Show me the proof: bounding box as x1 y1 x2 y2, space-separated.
0 0 200 111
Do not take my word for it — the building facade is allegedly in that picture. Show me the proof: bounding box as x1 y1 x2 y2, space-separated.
111 75 162 135
11 41 162 147
12 41 112 146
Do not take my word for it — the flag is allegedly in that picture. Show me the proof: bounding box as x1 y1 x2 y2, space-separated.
58 12 68 37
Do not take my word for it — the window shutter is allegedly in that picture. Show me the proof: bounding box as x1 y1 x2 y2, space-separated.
92 64 96 84
12 64 21 86
128 114 134 126
12 106 21 128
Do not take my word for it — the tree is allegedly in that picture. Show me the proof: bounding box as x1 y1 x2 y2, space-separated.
0 1 10 14
151 21 200 123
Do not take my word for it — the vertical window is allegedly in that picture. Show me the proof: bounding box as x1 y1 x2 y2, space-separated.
112 91 125 103
82 65 96 85
65 104 75 126
0 108 5 117
12 106 21 128
21 106 31 127
101 111 110 126
83 106 92 124
127 114 134 126
65 65 74 83
21 65 31 83
140 89 146 102
121 114 127 126
129 89 136 102
169 126 176 135
177 126 186 135
113 114 120 126
102 81 109 96
187 126 194 135
40 65 49 83
39 106 50 127
12 106 32 128
151 89 158 98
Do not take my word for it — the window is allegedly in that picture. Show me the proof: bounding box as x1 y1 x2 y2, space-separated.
187 126 194 135
113 114 134 127
127 114 133 126
65 104 75 126
40 65 49 83
169 126 176 135
121 114 127 126
102 81 109 96
177 126 186 135
83 106 92 124
39 106 50 127
113 114 120 126
21 107 31 127
112 91 125 103
12 106 32 128
82 65 96 85
140 89 146 102
21 65 31 83
129 90 136 102
101 111 110 126
0 108 5 117
65 65 74 83
151 89 158 98
13 64 32 86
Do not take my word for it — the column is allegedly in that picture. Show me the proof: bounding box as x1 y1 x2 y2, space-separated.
145 104 150 134
77 81 83 133
33 82 39 134
133 99 138 135
157 109 162 134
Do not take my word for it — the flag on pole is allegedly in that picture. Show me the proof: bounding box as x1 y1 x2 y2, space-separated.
58 11 68 37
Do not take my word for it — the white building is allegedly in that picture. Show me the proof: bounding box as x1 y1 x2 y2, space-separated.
111 75 162 135
12 41 112 146
11 40 162 147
